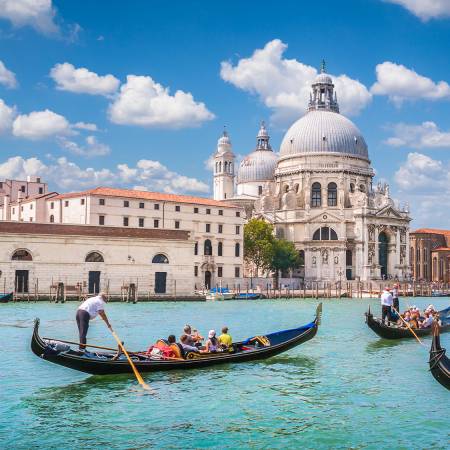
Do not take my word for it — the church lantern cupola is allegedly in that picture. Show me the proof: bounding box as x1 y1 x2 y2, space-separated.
308 60 339 113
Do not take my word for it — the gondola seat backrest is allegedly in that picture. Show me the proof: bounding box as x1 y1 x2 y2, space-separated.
170 343 183 359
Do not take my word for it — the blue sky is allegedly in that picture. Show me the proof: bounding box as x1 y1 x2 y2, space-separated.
1 0 450 227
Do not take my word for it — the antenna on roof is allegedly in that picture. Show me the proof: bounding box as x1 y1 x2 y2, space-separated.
320 59 326 73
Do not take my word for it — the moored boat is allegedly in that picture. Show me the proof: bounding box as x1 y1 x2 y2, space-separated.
365 306 450 339
235 293 262 300
0 292 13 303
429 321 450 390
31 304 322 375
205 287 235 301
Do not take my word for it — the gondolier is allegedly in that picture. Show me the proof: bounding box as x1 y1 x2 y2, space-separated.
380 287 393 324
392 284 400 312
76 292 112 350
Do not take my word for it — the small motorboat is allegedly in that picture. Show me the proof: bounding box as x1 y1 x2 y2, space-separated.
429 321 450 390
235 292 262 300
0 292 13 303
365 306 450 339
31 304 322 376
205 287 235 301
431 290 450 297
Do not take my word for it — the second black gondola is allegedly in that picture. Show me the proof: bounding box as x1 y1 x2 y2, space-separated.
429 321 450 390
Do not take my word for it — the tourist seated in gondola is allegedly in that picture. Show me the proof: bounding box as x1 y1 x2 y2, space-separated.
420 311 434 328
409 313 420 329
183 325 203 347
203 330 220 353
218 326 232 350
180 334 200 353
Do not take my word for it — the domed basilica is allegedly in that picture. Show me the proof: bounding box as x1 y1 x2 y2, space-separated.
212 65 411 282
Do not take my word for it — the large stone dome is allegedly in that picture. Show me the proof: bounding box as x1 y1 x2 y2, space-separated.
279 110 368 160
237 149 278 183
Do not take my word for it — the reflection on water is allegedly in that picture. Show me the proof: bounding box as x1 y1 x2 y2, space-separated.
2 298 450 449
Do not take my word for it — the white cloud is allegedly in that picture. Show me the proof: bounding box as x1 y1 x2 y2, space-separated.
220 39 372 125
50 62 120 96
58 135 111 158
0 156 209 194
385 121 450 148
108 75 215 128
394 152 450 227
72 121 98 132
371 61 450 105
385 0 450 21
0 98 15 134
12 109 70 140
0 0 58 34
0 60 17 88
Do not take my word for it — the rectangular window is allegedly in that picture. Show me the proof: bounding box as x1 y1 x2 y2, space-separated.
64 201 69 207
30 204 33 210
123 217 129 226
124 200 129 207
21 206 23 212
21 185 25 193
29 217 33 222
218 224 223 233
206 208 211 215
154 219 159 228
236 225 240 235
0 182 3 188
175 205 181 212
206 223 211 232
194 242 198 255
38 187 43 194
50 202 54 209
139 202 145 209
99 215 105 225
175 220 180 229
81 198 85 205
235 267 240 278
139 218 144 227
154 204 160 210
194 266 198 277
194 207 199 213
218 267 223 277
218 209 223 216
99 198 105 206
236 211 240 217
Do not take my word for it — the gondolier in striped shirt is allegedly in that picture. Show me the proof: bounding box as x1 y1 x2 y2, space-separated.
76 292 112 351
380 287 393 324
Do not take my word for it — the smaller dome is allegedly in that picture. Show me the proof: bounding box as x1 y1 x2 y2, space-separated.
257 121 269 138
237 150 278 183
217 130 231 146
314 72 332 84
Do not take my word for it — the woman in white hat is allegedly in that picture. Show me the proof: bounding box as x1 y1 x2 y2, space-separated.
204 329 220 353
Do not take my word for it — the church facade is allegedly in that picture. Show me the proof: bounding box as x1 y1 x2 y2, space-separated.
212 65 411 282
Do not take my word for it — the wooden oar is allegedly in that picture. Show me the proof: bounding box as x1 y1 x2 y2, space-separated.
110 329 152 391
392 307 424 346
43 337 124 353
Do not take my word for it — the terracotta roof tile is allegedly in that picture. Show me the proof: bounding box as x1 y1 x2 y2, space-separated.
10 192 58 205
412 228 450 235
432 247 450 251
51 187 241 209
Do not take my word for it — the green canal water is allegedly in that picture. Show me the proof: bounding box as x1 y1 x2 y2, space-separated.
0 298 449 449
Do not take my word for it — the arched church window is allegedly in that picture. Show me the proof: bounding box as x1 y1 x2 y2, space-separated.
85 251 104 262
215 162 218 173
327 182 337 207
224 161 228 172
359 184 365 192
12 249 32 261
294 183 299 194
50 215 54 223
152 253 169 264
219 161 222 172
312 227 338 241
204 239 212 256
350 183 355 193
258 185 263 195
218 242 223 256
311 182 321 207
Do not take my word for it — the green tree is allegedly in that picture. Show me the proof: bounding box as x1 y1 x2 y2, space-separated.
244 218 274 277
270 239 301 286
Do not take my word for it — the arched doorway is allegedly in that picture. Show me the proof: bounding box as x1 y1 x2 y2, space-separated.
378 232 389 278
204 271 212 289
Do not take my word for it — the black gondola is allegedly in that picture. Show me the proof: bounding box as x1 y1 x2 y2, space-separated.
0 292 13 303
429 321 450 390
365 306 450 339
31 303 322 376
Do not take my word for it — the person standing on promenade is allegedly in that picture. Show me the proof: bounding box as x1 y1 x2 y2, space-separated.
380 287 393 324
76 292 112 351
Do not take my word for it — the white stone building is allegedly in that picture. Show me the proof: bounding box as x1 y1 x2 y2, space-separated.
0 187 244 294
212 64 411 282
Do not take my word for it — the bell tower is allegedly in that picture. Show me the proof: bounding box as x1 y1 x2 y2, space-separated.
213 129 235 200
